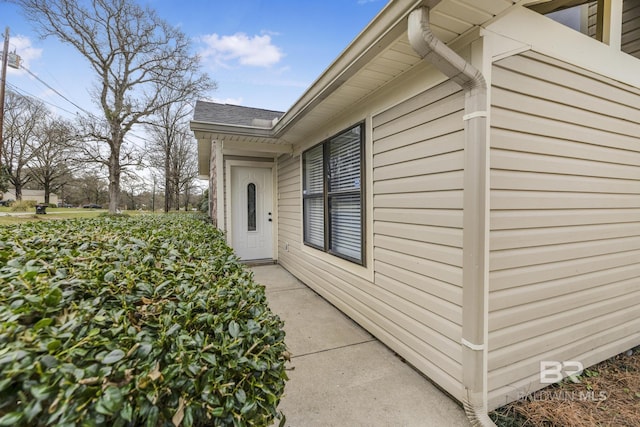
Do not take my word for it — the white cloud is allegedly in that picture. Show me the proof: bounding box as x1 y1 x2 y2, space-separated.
199 32 283 68
6 35 42 74
209 96 244 105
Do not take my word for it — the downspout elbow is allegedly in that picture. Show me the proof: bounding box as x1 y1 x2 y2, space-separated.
408 7 486 93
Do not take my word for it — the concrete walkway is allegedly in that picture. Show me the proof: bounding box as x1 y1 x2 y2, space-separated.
250 264 470 427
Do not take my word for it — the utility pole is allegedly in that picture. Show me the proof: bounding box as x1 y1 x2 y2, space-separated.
0 27 20 178
0 27 10 174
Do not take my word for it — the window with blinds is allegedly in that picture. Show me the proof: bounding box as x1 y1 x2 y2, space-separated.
302 123 364 264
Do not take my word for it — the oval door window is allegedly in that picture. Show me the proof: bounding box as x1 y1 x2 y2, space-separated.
247 183 256 231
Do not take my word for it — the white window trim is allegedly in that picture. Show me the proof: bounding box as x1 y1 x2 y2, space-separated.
298 118 374 282
601 0 623 49
301 123 365 264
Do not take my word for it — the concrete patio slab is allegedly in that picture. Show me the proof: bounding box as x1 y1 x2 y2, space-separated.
264 286 373 357
251 264 470 427
280 340 470 426
249 264 305 292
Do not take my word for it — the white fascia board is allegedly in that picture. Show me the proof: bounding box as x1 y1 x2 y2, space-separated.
190 120 275 138
222 140 293 155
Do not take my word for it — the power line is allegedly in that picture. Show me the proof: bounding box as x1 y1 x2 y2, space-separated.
18 62 98 119
17 65 152 140
127 133 147 142
10 60 157 148
8 79 149 145
6 81 79 116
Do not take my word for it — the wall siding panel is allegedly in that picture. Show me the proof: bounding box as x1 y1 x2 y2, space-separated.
488 51 640 409
373 81 465 398
622 0 640 58
276 81 466 403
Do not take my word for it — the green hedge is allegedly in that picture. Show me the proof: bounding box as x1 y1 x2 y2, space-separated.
0 215 287 426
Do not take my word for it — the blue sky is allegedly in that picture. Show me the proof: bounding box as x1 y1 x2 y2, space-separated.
1 0 388 121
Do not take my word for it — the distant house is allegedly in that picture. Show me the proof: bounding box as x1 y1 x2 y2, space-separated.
2 189 59 206
192 0 640 422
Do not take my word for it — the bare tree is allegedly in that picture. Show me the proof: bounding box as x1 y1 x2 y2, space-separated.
147 110 199 212
17 0 215 213
2 90 46 200
173 132 199 211
29 117 76 204
146 94 194 212
0 172 7 195
77 172 108 206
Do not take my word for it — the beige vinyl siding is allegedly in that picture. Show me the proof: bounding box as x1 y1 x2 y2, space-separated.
622 0 640 58
373 80 465 399
276 154 301 252
276 80 466 402
487 50 640 409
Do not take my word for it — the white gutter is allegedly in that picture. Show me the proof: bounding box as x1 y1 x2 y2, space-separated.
408 6 494 427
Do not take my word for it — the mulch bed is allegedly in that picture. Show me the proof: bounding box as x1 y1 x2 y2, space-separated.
491 346 640 426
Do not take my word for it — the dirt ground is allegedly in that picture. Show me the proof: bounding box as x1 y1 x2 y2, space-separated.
490 346 640 426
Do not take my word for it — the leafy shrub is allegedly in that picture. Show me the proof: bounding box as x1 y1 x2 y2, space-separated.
0 215 287 426
98 212 131 218
9 200 37 212
199 190 209 214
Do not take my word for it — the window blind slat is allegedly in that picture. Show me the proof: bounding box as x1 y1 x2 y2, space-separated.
304 197 324 247
303 145 324 194
329 128 361 193
330 194 361 261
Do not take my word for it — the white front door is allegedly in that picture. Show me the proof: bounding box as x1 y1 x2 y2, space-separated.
230 166 273 260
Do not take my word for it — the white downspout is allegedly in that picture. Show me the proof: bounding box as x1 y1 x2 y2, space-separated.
408 7 494 427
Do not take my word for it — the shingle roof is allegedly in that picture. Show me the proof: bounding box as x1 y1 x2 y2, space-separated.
193 101 285 127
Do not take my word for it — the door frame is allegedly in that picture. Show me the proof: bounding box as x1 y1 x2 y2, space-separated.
224 159 277 260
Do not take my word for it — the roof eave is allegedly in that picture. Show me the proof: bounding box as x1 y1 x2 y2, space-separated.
269 0 431 136
190 120 275 138
192 0 432 141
